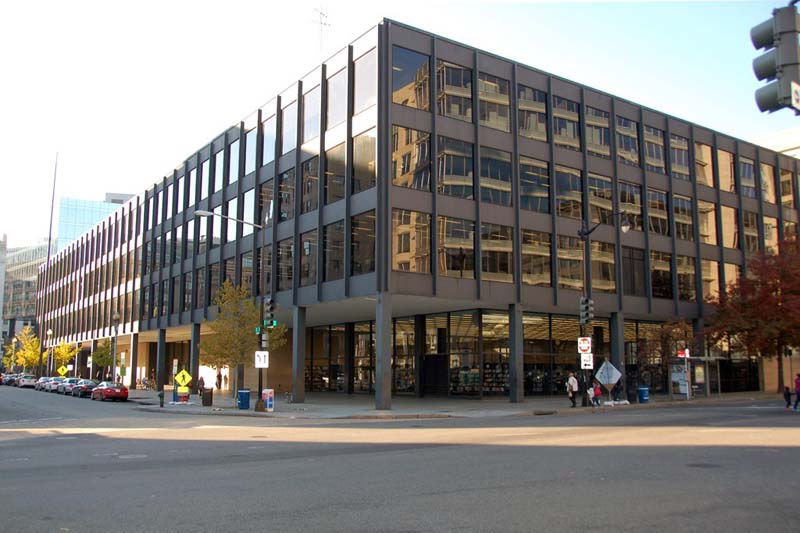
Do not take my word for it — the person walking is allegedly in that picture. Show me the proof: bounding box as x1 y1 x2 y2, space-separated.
216 370 222 390
198 376 205 398
784 386 792 409
567 372 579 408
592 381 602 407
793 374 800 412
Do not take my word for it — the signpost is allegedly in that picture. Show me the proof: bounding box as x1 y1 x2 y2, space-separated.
174 369 192 387
595 361 622 402
254 351 270 369
57 365 68 377
580 353 594 370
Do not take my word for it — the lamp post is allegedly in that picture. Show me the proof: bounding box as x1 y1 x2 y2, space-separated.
13 337 20 374
577 212 630 406
112 311 120 382
195 209 267 409
45 328 53 377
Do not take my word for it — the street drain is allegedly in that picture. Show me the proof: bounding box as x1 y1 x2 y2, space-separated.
686 463 721 469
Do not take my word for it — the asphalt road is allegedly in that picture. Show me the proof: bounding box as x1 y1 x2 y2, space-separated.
1 385 798 532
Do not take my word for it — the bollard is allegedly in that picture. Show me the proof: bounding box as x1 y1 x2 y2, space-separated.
158 390 164 408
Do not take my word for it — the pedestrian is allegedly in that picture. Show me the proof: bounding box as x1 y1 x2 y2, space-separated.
567 372 579 408
793 374 800 412
198 376 205 397
223 374 229 390
216 370 222 390
593 381 602 407
784 386 792 409
612 381 622 402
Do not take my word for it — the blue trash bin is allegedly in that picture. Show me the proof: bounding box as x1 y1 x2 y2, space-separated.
637 386 650 404
172 386 178 403
237 389 250 410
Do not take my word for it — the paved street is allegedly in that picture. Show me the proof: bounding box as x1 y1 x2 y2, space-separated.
1 385 798 532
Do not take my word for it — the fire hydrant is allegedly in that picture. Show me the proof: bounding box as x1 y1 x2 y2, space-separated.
158 390 164 408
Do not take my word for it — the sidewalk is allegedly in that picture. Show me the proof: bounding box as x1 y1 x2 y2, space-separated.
128 388 780 420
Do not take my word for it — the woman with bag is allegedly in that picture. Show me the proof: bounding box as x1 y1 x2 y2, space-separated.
567 372 579 408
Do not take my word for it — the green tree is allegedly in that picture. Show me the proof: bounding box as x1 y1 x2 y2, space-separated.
91 340 113 379
53 342 78 369
3 326 41 372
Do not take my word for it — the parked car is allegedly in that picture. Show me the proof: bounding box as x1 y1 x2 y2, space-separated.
34 377 51 391
17 375 37 388
46 377 65 392
91 382 128 402
72 379 99 398
3 374 17 385
58 377 80 394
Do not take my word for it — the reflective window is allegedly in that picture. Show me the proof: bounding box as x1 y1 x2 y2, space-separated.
718 149 735 192
697 200 717 245
701 259 720 300
211 205 222 249
392 126 430 190
214 150 225 192
760 163 776 204
480 147 512 206
354 48 377 114
240 251 253 290
618 181 643 231
651 250 673 299
197 267 207 307
277 239 293 291
245 128 257 175
259 179 274 227
327 69 347 129
764 216 778 254
278 169 295 222
228 139 240 185
242 188 254 237
352 210 376 275
481 223 513 283
166 183 174 218
478 72 510 132
695 142 714 187
784 220 798 240
258 243 272 296
677 255 696 302
781 168 795 207
392 209 431 273
588 173 613 224
557 235 583 290
586 107 610 159
176 175 185 212
198 212 209 254
437 60 472 123
437 215 475 279
300 230 317 287
673 194 693 241
323 220 345 281
647 188 670 236
591 241 615 293
303 85 321 143
644 125 666 174
743 210 759 255
281 102 297 155
724 263 741 287
519 156 549 213
739 157 756 199
616 116 639 166
670 134 690 181
392 46 430 111
188 168 197 206
521 229 551 286
200 159 210 200
262 115 276 166
552 96 580 151
437 136 473 199
517 85 547 142
721 206 738 248
325 143 346 204
301 157 319 214
226 197 238 243
622 246 646 297
555 165 582 220
353 128 376 193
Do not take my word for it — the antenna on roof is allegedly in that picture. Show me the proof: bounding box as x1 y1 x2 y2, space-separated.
313 6 330 59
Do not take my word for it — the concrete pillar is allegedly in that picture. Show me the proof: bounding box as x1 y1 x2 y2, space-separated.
693 318 710 397
156 328 166 390
292 306 306 403
129 334 139 388
509 303 524 403
89 339 98 381
610 312 626 392
414 315 425 398
344 323 355 394
375 291 392 410
190 323 201 394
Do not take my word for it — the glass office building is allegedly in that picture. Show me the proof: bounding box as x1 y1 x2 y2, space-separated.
57 196 133 252
37 19 799 407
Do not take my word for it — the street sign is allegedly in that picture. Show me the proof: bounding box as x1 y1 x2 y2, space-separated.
67 364 74 371
577 337 592 354
793 81 800 112
677 348 690 358
595 361 622 387
57 365 68 376
580 353 594 369
172 358 178 374
255 351 270 369
174 369 192 387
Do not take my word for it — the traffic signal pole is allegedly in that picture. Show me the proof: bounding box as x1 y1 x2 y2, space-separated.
751 1 800 113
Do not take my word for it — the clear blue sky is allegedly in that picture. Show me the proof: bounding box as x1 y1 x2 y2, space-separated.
0 0 795 248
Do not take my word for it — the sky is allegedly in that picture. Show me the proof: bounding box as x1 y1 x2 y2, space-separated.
1 0 797 248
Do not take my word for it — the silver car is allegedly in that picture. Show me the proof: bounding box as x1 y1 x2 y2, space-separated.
58 377 80 394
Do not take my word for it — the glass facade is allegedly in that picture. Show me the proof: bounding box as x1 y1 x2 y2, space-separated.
438 136 474 199
437 60 472 122
437 216 475 279
480 147 512 206
392 209 431 273
392 126 430 190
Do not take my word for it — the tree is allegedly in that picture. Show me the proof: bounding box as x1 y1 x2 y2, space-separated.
2 326 41 372
53 342 78 369
705 238 800 392
91 340 113 379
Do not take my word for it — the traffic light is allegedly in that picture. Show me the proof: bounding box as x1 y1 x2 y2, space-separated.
751 4 800 113
579 296 594 326
263 297 277 329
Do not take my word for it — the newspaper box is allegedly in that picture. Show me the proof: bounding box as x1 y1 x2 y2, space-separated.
261 388 274 412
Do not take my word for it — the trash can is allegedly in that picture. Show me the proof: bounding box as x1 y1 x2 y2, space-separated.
637 386 650 404
237 389 250 410
172 385 178 403
201 388 213 406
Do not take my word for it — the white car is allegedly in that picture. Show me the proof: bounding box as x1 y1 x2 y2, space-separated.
17 375 37 388
47 377 65 392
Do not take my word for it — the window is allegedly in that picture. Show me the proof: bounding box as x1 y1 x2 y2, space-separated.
591 241 615 293
300 230 317 287
188 167 197 207
622 246 646 297
764 216 778 254
555 165 582 220
354 48 377 115
392 209 431 273
244 127 257 176
176 175 185 213
325 143 346 204
616 117 639 166
183 271 193 312
521 229 551 286
644 125 666 174
673 194 693 241
226 197 238 243
437 60 472 123
481 223 513 283
392 46 430 111
647 188 670 236
258 244 272 296
278 169 295 222
552 96 580 151
781 168 795 207
586 107 610 159
697 200 717 245
557 235 583 290
277 239 293 291
262 115 276 166
166 183 174 219
392 126 430 190
478 72 510 132
670 134 690 181
618 181 644 231
260 179 274 227
743 210 759 255
480 147 512 206
784 220 797 240
200 159 210 200
327 69 347 129
303 85 321 143
718 149 735 192
323 221 344 281
739 157 756 199
724 263 741 287
437 136 474 199
721 206 738 248
209 262 220 303
301 157 319 214
760 163 776 204
281 101 297 154
351 211 376 275
240 251 253 289
695 142 714 187
228 139 240 185
701 259 720 300
211 205 222 249
650 250 673 299
519 156 549 213
518 85 547 142
677 255 696 302
588 173 613 224
437 215 475 279
213 149 225 192
352 128 376 193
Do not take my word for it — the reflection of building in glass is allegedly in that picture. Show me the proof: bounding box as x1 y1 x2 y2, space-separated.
57 194 133 252
3 238 49 343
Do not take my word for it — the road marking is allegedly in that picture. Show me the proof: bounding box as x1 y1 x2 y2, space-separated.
0 457 30 463
0 417 71 426
247 446 266 449
92 453 119 457
118 454 147 459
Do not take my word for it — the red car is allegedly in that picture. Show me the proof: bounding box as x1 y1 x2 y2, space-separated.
91 382 128 402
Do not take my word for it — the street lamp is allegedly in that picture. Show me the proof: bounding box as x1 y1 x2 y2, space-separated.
112 311 120 382
45 328 53 377
195 209 268 409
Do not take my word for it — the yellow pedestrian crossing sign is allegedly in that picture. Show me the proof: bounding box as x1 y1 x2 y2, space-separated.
57 366 68 377
174 369 192 387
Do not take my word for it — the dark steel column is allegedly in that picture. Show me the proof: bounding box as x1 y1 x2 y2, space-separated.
375 291 392 409
610 311 625 392
156 328 167 391
508 303 524 403
129 333 139 388
292 306 306 403
414 314 425 397
190 323 201 395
